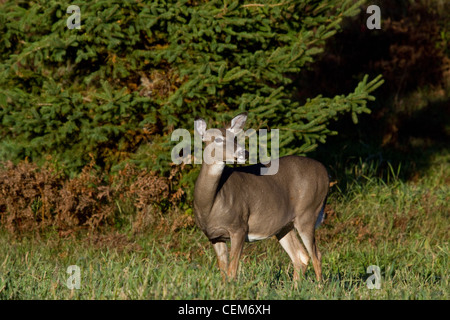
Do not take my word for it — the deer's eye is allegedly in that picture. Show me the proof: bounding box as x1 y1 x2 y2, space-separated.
214 137 224 143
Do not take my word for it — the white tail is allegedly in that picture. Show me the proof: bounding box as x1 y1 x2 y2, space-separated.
193 113 329 281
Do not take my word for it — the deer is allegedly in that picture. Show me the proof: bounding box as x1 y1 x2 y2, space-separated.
193 112 329 282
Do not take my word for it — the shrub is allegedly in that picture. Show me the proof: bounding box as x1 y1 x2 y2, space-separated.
0 0 383 181
0 160 181 235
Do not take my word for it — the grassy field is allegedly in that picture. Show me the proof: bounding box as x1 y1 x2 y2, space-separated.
0 152 448 300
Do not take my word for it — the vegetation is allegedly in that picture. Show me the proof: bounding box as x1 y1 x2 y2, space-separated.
0 0 448 300
0 152 447 299
0 159 184 234
0 0 382 181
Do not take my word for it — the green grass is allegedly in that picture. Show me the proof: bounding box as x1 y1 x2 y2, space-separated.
0 152 448 299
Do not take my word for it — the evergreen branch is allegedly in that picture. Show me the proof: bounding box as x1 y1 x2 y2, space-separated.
242 2 288 8
0 0 383 178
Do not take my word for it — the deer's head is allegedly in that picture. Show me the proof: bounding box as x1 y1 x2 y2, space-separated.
194 112 248 165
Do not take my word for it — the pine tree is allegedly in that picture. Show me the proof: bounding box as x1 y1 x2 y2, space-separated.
0 0 383 186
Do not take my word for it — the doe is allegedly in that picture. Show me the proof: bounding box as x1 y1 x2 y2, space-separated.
193 112 329 282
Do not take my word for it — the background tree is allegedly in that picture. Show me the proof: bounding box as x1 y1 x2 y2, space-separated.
0 0 383 191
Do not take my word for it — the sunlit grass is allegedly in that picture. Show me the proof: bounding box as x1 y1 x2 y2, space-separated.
0 153 448 299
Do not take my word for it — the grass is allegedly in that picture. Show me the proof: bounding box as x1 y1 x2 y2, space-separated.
0 152 448 300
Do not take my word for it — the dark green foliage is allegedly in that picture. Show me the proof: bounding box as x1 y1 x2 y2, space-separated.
0 0 383 177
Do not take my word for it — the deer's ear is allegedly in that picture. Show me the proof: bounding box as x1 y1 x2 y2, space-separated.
194 118 207 138
228 112 248 134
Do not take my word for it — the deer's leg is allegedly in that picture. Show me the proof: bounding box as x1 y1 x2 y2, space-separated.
296 224 322 281
227 231 246 280
277 229 310 282
212 240 228 280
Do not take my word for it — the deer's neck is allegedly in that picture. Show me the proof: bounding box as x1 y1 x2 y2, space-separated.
194 162 226 216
